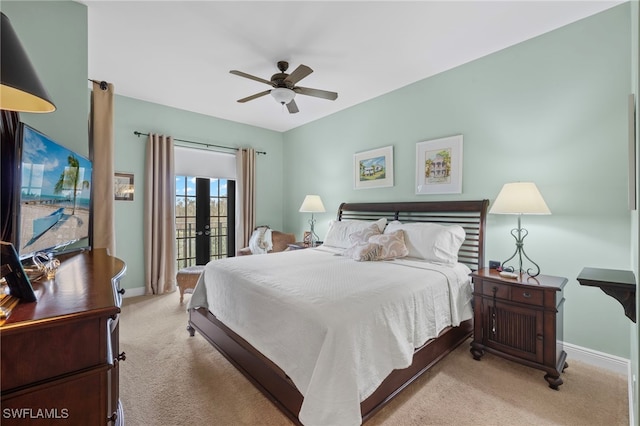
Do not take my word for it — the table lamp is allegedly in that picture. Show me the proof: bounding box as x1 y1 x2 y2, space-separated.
299 195 325 247
489 182 551 277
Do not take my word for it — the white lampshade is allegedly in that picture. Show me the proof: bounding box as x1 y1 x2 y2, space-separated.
489 182 551 215
271 87 295 105
299 195 325 213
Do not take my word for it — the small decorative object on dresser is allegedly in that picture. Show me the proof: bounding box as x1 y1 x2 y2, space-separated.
470 268 568 390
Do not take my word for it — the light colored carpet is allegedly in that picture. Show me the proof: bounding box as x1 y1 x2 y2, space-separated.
120 293 629 426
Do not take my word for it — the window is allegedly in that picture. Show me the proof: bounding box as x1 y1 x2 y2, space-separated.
175 176 235 269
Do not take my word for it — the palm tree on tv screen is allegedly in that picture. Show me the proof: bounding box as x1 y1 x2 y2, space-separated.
54 155 89 215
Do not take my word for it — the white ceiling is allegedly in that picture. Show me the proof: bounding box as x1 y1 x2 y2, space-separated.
81 1 623 133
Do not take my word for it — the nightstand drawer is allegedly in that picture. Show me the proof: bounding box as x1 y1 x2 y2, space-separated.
481 282 510 300
511 287 543 305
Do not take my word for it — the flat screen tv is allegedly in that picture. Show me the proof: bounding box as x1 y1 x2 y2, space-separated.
14 123 92 259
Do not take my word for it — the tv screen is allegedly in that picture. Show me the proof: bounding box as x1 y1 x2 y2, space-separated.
15 123 92 259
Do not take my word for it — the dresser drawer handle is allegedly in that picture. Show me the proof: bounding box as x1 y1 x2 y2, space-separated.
522 292 531 298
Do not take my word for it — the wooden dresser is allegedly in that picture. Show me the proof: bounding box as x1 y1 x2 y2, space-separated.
469 268 568 389
1 249 126 425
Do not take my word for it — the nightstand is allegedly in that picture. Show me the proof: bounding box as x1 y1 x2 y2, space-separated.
469 268 568 389
287 241 322 250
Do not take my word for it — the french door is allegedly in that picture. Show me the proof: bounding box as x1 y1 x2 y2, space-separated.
175 176 235 269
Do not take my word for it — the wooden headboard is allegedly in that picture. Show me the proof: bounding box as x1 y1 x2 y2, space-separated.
337 200 489 271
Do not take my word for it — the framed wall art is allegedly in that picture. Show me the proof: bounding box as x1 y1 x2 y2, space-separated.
354 145 394 189
415 135 463 195
114 172 135 201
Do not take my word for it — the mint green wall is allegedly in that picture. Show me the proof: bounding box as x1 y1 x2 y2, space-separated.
283 5 633 358
1 1 88 155
112 96 283 290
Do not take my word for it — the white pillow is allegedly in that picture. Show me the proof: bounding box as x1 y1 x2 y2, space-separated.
384 222 465 265
323 218 387 249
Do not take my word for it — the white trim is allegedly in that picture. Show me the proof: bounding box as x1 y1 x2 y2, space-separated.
122 286 145 298
628 366 636 426
563 341 629 375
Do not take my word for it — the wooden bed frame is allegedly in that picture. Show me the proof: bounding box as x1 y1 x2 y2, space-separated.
187 199 489 424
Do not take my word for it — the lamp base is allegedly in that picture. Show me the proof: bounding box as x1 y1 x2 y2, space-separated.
501 217 541 277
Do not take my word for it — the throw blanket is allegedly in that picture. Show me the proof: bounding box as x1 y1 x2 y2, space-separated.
248 226 272 254
188 247 472 425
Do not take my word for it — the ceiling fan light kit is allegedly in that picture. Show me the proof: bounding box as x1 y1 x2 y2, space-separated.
271 87 295 105
230 60 338 114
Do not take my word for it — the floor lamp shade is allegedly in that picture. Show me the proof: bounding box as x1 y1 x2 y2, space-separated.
0 12 56 113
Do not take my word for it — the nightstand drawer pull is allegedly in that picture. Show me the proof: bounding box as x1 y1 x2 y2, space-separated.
522 292 531 298
537 334 544 340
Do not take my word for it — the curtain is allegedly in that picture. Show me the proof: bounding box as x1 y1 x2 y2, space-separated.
144 134 176 295
89 81 116 254
235 148 256 251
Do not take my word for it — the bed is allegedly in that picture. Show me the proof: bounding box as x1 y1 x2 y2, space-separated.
187 200 488 425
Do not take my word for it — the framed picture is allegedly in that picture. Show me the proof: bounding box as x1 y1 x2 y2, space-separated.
0 241 36 302
415 135 463 195
354 145 394 189
114 172 134 201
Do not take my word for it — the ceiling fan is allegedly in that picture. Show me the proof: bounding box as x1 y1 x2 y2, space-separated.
230 61 338 114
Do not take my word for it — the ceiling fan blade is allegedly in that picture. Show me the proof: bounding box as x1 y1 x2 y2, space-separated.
230 70 273 86
287 99 299 114
285 65 313 85
237 90 271 103
294 86 338 101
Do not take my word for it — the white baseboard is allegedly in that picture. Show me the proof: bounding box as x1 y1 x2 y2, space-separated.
122 286 145 298
562 341 634 426
563 341 629 375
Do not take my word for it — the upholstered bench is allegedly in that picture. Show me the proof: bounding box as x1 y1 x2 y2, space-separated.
176 265 205 303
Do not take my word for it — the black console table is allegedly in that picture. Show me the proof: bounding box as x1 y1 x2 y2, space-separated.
577 267 636 323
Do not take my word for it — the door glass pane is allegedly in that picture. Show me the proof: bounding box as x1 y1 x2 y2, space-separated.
175 175 234 268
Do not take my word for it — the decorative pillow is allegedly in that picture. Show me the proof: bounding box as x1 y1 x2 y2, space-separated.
343 242 382 262
323 218 387 249
384 222 465 264
348 223 381 244
368 230 409 260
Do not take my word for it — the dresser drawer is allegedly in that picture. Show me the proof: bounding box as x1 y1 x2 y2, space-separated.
481 281 510 300
511 287 543 305
480 280 543 306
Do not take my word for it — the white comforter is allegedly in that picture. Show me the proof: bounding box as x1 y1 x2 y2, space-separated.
188 246 473 426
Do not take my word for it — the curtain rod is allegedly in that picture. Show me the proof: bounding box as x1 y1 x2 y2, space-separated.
133 131 266 155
